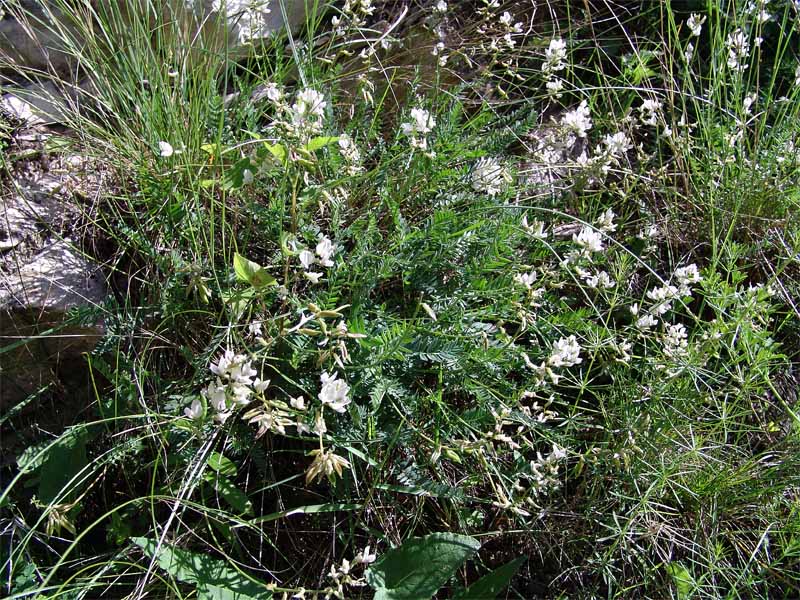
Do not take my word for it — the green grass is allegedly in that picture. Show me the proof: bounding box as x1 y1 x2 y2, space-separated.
2 1 800 598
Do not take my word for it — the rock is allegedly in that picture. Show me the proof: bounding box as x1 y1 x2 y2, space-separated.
0 239 105 312
1 143 106 409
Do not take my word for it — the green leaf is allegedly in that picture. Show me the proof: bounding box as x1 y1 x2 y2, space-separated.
36 425 91 504
233 253 276 288
452 557 524 600
197 582 261 600
207 452 238 476
305 136 340 152
132 537 271 599
205 472 253 515
366 533 481 600
262 142 287 166
222 157 254 190
666 562 696 600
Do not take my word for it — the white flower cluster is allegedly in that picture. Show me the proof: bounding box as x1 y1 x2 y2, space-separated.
212 0 273 44
322 544 377 599
471 157 511 196
523 335 583 385
632 263 703 329
726 28 750 71
288 88 327 138
687 13 706 37
573 226 604 255
400 107 436 151
296 235 336 284
561 100 592 141
338 135 364 175
548 335 583 368
319 371 351 413
542 38 567 98
528 444 567 497
195 350 269 423
639 98 662 127
262 86 328 142
331 0 375 35
662 323 689 359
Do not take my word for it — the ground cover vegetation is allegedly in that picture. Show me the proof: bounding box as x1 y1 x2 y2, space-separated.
2 0 800 598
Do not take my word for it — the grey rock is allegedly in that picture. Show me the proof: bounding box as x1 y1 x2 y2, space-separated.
1 147 106 409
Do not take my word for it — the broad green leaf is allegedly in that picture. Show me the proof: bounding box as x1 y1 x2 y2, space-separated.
666 562 696 600
233 253 276 288
366 533 481 600
221 287 256 320
207 452 237 476
452 557 525 600
132 537 271 599
222 157 254 190
263 142 287 165
197 582 261 600
200 143 221 156
205 472 253 515
305 136 340 152
36 425 91 504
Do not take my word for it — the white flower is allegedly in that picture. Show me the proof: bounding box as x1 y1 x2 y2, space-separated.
319 372 351 413
585 270 614 289
543 38 567 74
663 323 689 358
184 399 203 420
561 101 592 138
293 88 326 118
253 378 270 393
264 82 283 103
353 545 377 565
521 215 548 239
595 208 617 232
602 132 631 157
687 13 706 36
674 264 702 286
434 0 447 13
499 11 512 26
290 395 307 410
548 335 582 368
646 284 680 315
202 379 228 413
304 271 323 284
726 29 750 71
514 270 537 289
743 93 756 114
573 226 604 254
287 88 327 136
296 417 311 435
684 42 695 62
299 249 316 270
401 107 436 137
472 157 510 196
158 141 174 157
248 321 263 337
315 236 335 267
636 314 658 329
546 78 564 98
639 99 662 126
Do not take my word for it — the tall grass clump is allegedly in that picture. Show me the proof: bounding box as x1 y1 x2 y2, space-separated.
2 0 799 598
